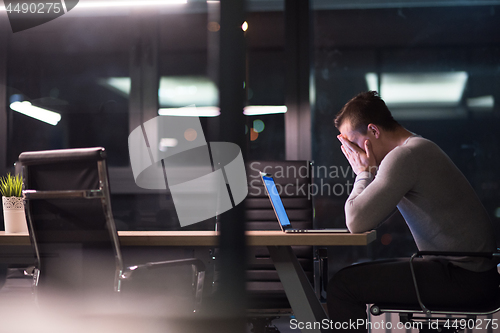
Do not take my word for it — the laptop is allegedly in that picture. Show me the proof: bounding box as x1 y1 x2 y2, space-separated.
260 172 349 233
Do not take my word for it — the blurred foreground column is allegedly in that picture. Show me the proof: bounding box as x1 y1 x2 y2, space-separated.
212 0 247 332
285 0 313 161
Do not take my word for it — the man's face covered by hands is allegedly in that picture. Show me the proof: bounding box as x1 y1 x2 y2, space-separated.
337 121 379 176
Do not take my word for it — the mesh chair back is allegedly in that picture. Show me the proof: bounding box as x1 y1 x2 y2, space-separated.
19 148 121 294
245 161 314 309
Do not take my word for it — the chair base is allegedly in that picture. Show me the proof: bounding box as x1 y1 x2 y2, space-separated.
371 305 479 333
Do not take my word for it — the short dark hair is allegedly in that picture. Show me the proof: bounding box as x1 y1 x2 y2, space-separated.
334 91 400 134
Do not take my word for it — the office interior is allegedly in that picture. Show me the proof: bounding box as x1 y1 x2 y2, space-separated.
0 0 500 332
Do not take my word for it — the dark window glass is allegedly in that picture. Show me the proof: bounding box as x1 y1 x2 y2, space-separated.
7 16 130 167
312 5 500 263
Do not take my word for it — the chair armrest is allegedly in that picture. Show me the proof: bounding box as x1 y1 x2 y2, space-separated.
409 249 500 315
414 250 500 260
23 189 104 200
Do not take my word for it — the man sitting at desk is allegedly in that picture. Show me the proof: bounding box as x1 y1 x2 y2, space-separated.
327 91 499 332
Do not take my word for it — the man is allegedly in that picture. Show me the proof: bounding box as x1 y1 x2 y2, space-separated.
327 91 499 332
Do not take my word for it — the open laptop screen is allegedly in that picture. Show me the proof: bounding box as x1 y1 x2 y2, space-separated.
261 173 291 228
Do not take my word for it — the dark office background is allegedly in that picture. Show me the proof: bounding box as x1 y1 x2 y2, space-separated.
1 0 500 277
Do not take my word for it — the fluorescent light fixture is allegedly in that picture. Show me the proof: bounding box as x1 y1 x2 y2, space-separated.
159 76 218 108
159 138 179 152
243 105 287 116
365 72 468 107
158 105 288 117
10 101 61 126
365 73 378 93
158 106 220 117
99 77 131 97
100 76 219 108
77 0 187 9
467 95 494 110
160 138 179 147
100 77 287 116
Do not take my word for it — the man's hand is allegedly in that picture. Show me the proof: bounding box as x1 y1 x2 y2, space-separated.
337 135 377 176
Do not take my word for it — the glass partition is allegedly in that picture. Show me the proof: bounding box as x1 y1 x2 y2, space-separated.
312 4 500 269
6 15 131 167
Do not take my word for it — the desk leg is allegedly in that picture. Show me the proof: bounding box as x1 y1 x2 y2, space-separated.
194 247 216 297
267 245 328 333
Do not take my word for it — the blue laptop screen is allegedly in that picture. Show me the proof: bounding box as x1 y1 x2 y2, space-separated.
262 175 291 227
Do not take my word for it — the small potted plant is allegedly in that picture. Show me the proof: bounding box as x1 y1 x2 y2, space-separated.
1 173 28 233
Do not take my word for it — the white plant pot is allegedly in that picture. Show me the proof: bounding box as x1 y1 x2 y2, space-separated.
2 196 28 233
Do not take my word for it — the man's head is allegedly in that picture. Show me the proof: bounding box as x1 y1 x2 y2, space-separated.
334 91 399 134
335 91 402 165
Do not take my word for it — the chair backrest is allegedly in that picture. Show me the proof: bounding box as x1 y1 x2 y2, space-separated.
244 160 314 309
19 147 122 295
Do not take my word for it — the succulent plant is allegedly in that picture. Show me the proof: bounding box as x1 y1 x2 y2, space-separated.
0 173 23 197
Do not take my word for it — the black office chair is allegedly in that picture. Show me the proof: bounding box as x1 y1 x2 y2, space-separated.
370 250 500 333
244 161 323 332
19 147 205 311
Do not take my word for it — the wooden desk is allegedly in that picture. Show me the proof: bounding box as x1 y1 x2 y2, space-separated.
0 230 375 247
118 230 376 247
0 230 376 333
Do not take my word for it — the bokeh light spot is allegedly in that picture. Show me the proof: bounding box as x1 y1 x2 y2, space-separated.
250 128 258 141
207 21 220 32
381 233 392 246
253 119 265 133
184 128 198 141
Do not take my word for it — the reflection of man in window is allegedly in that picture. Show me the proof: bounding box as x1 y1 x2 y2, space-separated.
328 91 499 332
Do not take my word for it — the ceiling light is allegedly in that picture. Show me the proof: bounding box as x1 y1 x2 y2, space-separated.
243 105 287 116
365 72 468 107
10 101 61 126
159 138 179 152
160 138 178 147
159 76 218 108
242 21 248 32
100 77 288 117
100 76 218 108
99 77 130 97
158 106 220 117
77 0 187 9
467 95 494 110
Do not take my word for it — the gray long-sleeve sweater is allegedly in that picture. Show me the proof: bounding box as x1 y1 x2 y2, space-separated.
346 135 496 272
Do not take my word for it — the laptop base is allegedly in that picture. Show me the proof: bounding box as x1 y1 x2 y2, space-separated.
284 228 349 233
